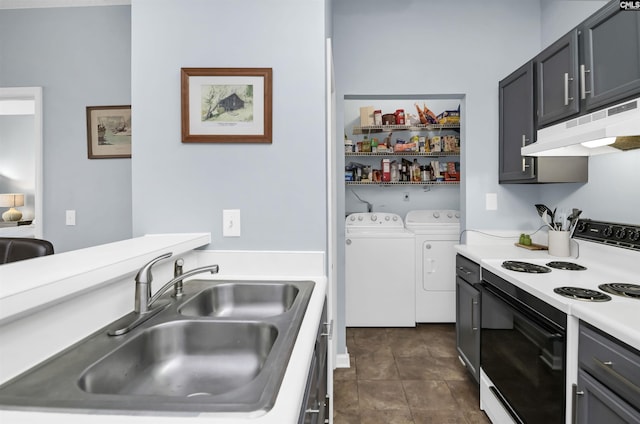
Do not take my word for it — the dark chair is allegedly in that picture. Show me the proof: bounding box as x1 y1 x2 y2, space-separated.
0 237 54 264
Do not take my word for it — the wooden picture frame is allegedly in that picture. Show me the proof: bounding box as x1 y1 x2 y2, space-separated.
86 105 132 159
181 68 272 143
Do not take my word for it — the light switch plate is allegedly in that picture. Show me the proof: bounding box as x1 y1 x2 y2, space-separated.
223 209 241 237
485 193 498 211
65 210 76 226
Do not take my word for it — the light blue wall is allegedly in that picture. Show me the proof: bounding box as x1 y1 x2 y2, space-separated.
0 6 132 252
130 0 328 251
333 0 544 355
540 0 608 48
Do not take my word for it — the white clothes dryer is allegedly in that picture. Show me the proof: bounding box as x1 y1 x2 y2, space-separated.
405 209 460 322
345 212 415 327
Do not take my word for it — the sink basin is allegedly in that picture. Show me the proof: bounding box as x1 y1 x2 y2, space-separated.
78 321 277 397
178 282 299 318
0 279 315 414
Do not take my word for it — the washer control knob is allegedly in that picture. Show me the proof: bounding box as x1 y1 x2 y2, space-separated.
357 215 364 221
385 215 390 221
433 212 440 219
349 216 356 221
455 212 460 218
602 226 613 237
629 230 640 242
425 244 432 250
447 212 453 218
615 228 627 239
371 214 377 221
576 221 587 233
392 215 398 221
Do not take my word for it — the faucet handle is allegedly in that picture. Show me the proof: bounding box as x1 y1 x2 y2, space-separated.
174 258 184 277
135 252 173 284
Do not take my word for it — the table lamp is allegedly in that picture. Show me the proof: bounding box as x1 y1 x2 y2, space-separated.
0 193 25 222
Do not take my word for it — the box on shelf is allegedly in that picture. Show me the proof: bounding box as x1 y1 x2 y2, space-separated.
436 106 460 125
443 135 460 152
381 159 391 182
444 162 460 181
360 106 375 126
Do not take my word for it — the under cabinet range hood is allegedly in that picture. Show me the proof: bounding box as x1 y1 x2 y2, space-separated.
522 97 640 156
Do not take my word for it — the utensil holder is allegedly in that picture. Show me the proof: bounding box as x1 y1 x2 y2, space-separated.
548 231 570 257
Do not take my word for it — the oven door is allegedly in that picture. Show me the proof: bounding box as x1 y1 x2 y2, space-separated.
481 282 566 424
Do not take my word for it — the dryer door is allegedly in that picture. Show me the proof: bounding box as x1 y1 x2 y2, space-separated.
421 240 456 292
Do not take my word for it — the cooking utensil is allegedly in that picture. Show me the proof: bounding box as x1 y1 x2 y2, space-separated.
534 204 553 219
568 209 582 236
542 210 555 230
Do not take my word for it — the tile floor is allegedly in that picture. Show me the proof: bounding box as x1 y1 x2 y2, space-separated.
333 324 491 424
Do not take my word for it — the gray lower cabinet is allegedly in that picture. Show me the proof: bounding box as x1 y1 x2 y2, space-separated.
299 299 329 424
576 370 640 424
455 254 480 383
574 322 640 424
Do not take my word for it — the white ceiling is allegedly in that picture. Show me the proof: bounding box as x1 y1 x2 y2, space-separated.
0 0 129 9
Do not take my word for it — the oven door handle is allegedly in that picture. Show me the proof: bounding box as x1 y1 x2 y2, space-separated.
482 283 564 339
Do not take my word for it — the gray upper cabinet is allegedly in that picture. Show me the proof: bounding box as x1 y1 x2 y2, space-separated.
499 61 536 182
537 30 580 128
581 2 640 112
537 1 640 129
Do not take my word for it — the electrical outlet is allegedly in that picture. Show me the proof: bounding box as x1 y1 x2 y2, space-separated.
403 192 410 202
223 209 241 237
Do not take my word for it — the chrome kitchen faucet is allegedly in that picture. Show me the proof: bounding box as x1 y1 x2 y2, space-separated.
109 252 219 336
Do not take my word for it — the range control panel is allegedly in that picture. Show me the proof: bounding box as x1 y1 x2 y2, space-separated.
574 219 640 251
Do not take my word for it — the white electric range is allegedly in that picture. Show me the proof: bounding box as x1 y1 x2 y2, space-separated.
480 220 640 350
476 219 640 424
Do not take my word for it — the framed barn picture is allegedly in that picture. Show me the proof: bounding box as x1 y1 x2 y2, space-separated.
180 68 272 143
86 105 132 159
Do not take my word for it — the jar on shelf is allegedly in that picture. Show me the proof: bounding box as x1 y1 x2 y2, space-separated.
420 166 429 182
395 109 405 125
373 110 382 125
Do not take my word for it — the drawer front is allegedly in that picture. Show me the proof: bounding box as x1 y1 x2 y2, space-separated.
455 254 480 284
579 323 640 411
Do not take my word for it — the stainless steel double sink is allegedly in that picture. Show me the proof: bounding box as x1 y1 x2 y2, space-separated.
0 280 315 415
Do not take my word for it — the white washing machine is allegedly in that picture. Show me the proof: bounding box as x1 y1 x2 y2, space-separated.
345 212 415 327
405 209 460 323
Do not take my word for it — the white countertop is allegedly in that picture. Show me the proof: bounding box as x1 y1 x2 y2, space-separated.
0 236 328 424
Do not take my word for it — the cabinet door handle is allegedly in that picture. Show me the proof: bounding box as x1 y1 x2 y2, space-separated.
571 383 584 424
458 266 472 275
471 299 478 331
580 64 591 100
321 320 333 338
521 135 531 172
594 357 640 392
564 73 574 106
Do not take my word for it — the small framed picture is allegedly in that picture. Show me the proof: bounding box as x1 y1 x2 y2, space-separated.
86 105 132 159
181 67 272 143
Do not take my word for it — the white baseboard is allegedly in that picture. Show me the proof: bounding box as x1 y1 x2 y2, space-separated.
335 349 351 368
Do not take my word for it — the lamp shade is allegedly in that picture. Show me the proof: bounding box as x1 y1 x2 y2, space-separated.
0 194 25 221
0 193 25 208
